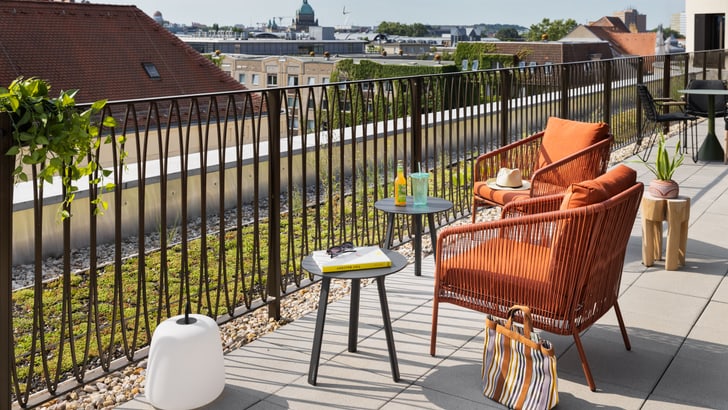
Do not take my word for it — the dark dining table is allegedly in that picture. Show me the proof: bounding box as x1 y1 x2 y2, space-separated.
678 88 728 163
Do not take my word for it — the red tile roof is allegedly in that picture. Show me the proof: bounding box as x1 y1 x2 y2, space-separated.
576 26 657 57
588 16 630 32
0 1 245 104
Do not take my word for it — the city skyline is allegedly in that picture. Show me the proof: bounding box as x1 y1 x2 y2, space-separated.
96 0 685 31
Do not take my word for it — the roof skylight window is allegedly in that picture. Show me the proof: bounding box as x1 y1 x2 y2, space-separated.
142 62 161 79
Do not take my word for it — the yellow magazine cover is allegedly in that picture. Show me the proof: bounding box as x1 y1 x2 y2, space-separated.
311 246 392 273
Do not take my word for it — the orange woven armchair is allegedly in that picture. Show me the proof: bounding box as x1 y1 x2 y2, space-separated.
432 165 643 391
471 117 613 221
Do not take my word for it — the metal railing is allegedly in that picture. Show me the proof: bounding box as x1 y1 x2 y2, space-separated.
1 49 726 408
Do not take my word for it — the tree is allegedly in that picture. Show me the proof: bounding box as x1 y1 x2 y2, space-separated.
526 18 578 41
653 26 682 39
495 28 521 41
376 21 430 37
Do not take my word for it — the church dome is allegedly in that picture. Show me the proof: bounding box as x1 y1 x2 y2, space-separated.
298 0 314 16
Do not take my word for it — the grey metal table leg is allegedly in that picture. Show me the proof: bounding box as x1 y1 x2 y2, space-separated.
376 276 400 382
348 279 360 352
308 276 331 386
413 214 422 276
384 213 395 249
427 213 437 257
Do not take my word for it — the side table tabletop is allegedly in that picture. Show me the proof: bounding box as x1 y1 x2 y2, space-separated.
374 197 453 276
641 194 690 271
301 249 408 386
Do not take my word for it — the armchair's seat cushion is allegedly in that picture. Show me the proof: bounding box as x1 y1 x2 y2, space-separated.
561 164 637 209
439 237 560 312
537 117 610 169
473 182 531 205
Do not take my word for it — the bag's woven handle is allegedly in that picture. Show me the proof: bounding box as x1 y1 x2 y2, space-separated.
505 305 534 339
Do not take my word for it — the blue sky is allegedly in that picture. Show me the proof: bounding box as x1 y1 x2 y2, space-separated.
96 0 685 30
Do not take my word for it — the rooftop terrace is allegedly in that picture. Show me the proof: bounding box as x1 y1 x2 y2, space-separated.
119 121 728 409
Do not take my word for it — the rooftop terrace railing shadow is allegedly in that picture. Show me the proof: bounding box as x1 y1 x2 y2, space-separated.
2 49 728 408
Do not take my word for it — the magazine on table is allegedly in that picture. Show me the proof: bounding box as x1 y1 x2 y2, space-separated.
311 246 392 273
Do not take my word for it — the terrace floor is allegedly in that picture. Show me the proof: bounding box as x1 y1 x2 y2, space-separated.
120 121 728 409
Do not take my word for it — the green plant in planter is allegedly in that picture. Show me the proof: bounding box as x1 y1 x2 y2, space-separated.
644 133 684 181
0 77 120 218
640 133 684 199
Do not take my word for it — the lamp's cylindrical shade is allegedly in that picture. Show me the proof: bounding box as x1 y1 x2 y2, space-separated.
146 314 225 409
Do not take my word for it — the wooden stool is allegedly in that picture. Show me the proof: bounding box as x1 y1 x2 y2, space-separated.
641 194 690 270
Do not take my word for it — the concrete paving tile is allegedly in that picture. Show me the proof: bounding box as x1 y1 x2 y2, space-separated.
415 345 488 405
222 339 310 397
684 301 728 345
713 276 728 303
620 270 642 291
557 324 681 393
264 364 405 409
617 287 707 336
246 400 289 410
395 302 482 339
687 218 728 253
632 268 723 298
650 335 728 409
642 397 717 409
383 384 503 409
685 236 728 261
429 303 489 353
329 327 454 384
556 377 646 409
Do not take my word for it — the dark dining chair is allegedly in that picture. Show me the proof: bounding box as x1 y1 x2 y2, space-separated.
635 84 698 162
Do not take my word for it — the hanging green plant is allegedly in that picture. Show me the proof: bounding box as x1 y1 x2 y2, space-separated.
0 77 122 219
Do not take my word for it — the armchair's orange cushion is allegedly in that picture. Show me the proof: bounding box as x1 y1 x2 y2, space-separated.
536 117 610 169
439 236 568 313
560 164 637 209
473 183 531 206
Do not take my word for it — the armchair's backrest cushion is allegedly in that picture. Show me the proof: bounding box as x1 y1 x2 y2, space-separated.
537 117 610 170
560 164 637 209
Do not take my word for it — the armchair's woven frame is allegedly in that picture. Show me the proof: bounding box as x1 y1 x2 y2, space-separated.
471 132 613 221
432 182 644 391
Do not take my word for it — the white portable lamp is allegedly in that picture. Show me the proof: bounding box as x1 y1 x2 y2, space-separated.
146 305 225 409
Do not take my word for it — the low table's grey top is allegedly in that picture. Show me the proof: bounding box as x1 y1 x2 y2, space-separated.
374 197 453 216
301 248 408 279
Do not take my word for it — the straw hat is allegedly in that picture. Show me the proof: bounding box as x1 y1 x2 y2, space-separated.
486 168 530 190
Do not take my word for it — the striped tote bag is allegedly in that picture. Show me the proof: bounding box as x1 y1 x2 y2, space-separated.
482 305 558 410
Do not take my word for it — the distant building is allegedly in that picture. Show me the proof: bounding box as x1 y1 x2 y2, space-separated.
182 38 367 57
612 8 647 32
671 12 687 36
292 0 318 32
449 27 481 46
685 1 726 53
561 14 684 57
221 54 334 91
153 10 164 25
472 41 615 66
